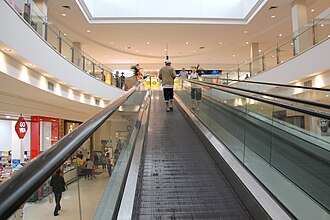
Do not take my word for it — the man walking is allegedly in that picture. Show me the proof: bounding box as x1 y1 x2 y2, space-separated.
50 169 66 216
158 60 176 112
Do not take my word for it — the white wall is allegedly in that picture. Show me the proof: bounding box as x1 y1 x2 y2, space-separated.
0 120 31 160
0 120 13 151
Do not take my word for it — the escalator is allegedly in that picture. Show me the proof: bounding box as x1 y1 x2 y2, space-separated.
131 91 251 219
0 80 329 220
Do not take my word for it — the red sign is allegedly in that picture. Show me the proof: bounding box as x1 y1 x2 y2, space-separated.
15 117 28 139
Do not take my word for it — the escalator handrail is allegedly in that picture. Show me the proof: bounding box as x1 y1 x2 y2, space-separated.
185 79 330 120
198 80 330 110
0 86 138 219
203 77 330 92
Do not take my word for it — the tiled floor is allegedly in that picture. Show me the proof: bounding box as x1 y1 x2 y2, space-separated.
21 170 109 220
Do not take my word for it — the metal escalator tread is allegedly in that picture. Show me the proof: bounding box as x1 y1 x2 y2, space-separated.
132 91 251 220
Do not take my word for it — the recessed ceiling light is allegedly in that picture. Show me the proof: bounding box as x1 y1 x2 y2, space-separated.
232 54 235 57
87 30 91 33
64 33 67 36
278 33 283 37
185 42 189 45
246 42 249 44
321 24 324 27
311 9 315 12
259 49 262 52
326 95 329 97
110 42 114 44
272 55 275 58
245 60 248 63
146 42 150 45
61 13 67 17
218 42 223 45
271 15 276 18
243 31 248 34
3 48 11 52
165 48 167 51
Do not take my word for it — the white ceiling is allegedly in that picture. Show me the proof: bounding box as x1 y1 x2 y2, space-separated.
47 0 329 71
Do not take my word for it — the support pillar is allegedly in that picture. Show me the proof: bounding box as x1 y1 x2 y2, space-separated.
250 43 260 76
291 0 309 54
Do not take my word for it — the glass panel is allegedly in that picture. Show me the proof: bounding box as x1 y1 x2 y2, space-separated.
294 24 314 54
278 39 294 64
30 1 45 36
61 38 73 63
315 19 330 43
264 49 277 70
46 24 60 52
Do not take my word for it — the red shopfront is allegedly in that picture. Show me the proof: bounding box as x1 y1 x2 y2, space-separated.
30 116 60 159
29 116 60 202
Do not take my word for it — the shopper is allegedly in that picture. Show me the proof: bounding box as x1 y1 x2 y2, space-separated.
179 67 188 79
86 159 94 180
158 60 176 112
115 71 120 88
120 72 126 90
190 69 202 111
106 159 113 177
50 169 66 216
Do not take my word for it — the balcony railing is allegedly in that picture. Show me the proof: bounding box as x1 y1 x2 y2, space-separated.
222 13 330 81
5 0 118 87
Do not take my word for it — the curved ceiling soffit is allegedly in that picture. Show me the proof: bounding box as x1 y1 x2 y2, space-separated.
53 18 214 59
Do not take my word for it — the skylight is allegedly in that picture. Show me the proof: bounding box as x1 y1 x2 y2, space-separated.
76 0 267 24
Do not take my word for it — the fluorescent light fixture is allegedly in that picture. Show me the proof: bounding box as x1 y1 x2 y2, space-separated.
87 30 91 33
271 15 276 18
61 13 67 17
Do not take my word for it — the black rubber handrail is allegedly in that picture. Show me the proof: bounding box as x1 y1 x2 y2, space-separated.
185 79 330 120
203 77 330 92
0 86 138 219
198 80 330 110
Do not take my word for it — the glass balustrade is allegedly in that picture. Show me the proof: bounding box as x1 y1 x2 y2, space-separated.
5 86 148 220
5 0 116 87
176 80 330 220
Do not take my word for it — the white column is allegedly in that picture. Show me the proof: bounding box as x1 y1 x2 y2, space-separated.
73 42 83 67
291 0 309 53
250 42 260 76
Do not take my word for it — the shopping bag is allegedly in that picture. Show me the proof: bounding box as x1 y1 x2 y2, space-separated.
48 193 54 203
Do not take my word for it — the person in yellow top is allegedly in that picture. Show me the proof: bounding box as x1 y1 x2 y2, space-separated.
158 60 176 112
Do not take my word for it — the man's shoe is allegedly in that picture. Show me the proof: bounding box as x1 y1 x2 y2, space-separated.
166 108 170 112
54 213 59 216
170 107 173 111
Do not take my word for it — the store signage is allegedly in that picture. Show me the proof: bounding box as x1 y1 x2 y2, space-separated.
15 117 28 139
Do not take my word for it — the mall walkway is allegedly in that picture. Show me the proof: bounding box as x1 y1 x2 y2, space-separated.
21 170 109 220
